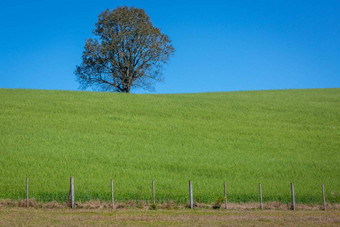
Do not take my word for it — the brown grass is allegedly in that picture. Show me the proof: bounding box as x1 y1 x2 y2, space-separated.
1 199 339 211
0 207 340 226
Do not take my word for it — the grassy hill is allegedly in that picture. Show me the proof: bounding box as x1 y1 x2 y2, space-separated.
0 88 339 204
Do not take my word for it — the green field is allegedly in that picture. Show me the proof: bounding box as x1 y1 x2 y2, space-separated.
0 88 339 204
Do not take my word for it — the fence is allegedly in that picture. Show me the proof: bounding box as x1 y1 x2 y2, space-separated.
1 176 329 210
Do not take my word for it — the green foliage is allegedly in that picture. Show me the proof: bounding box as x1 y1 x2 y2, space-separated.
75 6 175 93
149 203 157 210
0 88 339 204
212 196 225 209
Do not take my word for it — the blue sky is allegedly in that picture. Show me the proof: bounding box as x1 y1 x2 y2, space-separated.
0 0 339 93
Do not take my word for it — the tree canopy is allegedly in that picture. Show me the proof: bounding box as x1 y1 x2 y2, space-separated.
75 6 175 93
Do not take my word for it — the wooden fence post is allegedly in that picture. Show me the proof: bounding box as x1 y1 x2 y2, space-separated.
189 181 193 209
26 177 29 207
290 183 295 210
111 179 114 208
69 177 74 209
322 184 326 211
259 183 263 209
152 180 155 204
224 181 228 210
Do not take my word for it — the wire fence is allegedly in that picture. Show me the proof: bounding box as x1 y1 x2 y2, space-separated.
0 176 332 210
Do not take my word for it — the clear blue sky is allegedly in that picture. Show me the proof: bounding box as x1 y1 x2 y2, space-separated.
0 0 339 93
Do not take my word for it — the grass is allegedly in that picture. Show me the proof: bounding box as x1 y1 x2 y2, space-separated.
0 88 339 204
1 207 340 226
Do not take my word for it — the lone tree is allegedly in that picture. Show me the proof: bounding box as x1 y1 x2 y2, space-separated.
75 6 175 93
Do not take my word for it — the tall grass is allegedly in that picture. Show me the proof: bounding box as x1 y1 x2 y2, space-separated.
0 88 339 203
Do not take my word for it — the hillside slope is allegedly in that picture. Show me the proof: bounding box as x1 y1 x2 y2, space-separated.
0 88 339 203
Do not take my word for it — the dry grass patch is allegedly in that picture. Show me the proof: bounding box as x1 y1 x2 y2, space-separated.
1 199 339 211
1 207 340 226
